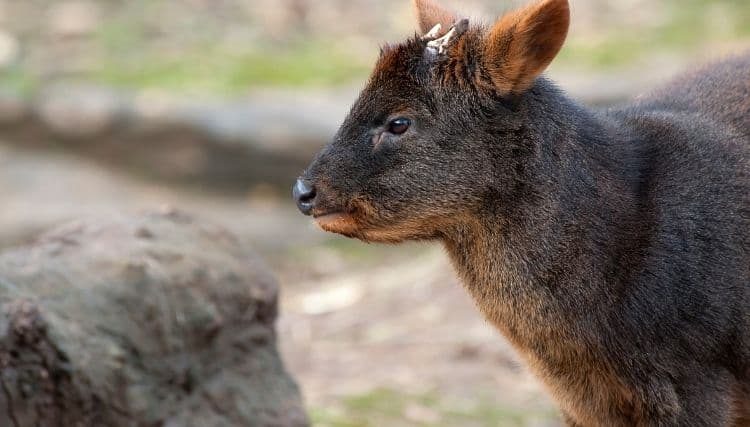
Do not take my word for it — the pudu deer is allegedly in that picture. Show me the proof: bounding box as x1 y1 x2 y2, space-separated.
293 0 750 424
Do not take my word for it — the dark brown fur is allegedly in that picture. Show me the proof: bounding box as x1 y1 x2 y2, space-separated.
294 0 750 425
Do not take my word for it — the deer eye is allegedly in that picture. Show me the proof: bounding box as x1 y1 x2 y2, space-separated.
386 118 411 135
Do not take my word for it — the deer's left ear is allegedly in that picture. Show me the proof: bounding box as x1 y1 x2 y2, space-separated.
483 0 569 94
413 0 458 36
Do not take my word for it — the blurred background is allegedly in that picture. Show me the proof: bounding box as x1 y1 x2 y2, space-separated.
0 0 747 426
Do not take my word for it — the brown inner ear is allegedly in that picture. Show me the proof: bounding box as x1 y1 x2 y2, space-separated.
414 0 459 35
483 0 570 94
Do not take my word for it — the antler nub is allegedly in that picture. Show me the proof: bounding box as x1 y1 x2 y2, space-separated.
422 23 443 40
426 18 469 55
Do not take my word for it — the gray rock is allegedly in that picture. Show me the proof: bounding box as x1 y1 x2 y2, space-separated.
0 211 309 427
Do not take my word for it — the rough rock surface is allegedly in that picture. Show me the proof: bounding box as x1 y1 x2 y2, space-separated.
0 211 308 427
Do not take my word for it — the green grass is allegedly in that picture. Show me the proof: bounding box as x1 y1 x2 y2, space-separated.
557 0 750 69
310 388 558 427
4 0 749 96
92 42 371 94
90 14 373 95
79 5 375 95
0 65 38 96
87 0 750 94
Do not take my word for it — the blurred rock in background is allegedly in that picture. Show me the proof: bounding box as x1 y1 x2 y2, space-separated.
0 212 308 427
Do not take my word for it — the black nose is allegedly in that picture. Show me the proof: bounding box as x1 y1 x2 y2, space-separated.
293 178 316 215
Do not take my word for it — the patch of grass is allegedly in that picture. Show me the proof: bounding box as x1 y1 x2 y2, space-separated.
91 38 371 95
7 0 744 95
0 65 37 96
557 37 645 69
87 5 374 94
310 388 558 427
557 0 750 70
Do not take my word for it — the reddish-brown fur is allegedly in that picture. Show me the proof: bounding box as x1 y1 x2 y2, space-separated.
483 0 570 93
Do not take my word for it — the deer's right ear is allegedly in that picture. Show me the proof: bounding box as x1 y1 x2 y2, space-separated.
414 0 458 35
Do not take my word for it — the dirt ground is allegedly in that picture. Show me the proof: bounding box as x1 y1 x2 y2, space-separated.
0 143 558 426
277 248 559 426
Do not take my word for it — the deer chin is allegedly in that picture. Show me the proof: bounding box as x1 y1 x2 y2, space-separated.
313 212 405 243
334 215 443 244
314 212 361 236
313 202 435 243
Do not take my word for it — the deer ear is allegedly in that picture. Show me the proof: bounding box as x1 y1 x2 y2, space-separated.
483 0 569 94
414 0 458 35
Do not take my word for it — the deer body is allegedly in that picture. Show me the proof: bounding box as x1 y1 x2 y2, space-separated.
446 63 750 425
293 1 750 425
